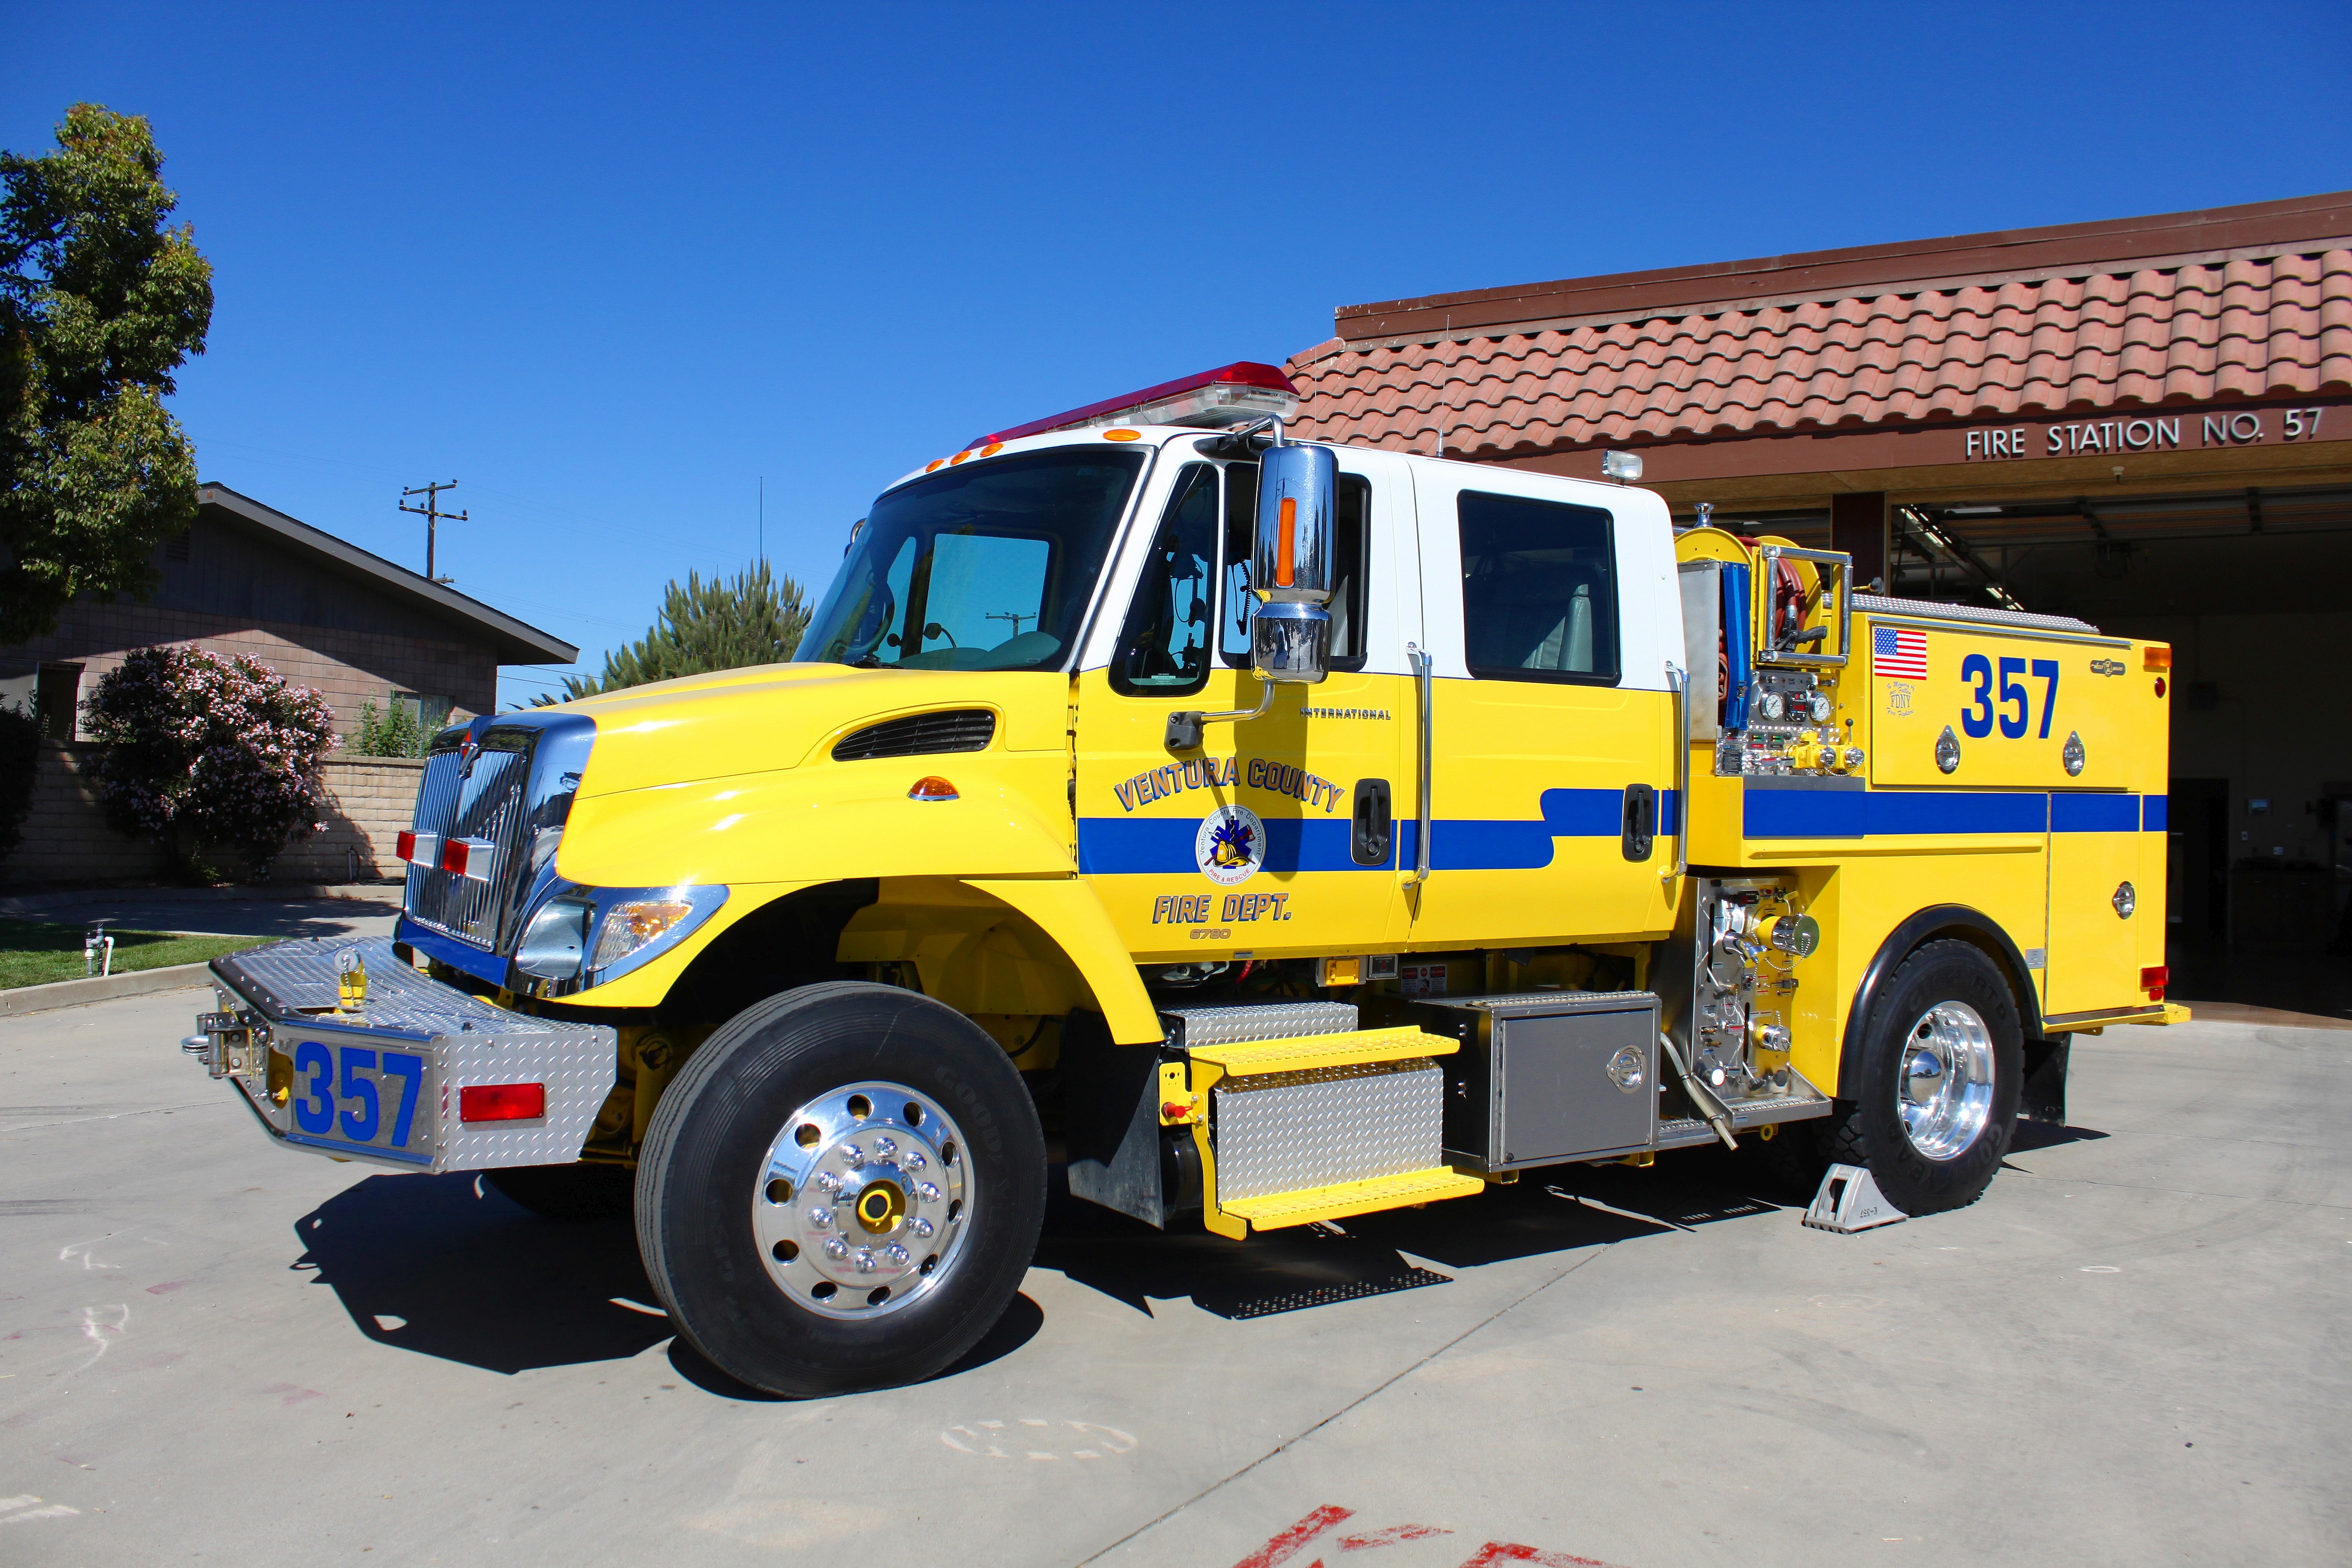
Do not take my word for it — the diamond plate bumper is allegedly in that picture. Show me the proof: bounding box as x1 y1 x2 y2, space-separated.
195 936 617 1174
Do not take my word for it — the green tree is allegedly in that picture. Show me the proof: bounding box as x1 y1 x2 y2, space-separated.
558 561 808 700
0 105 213 645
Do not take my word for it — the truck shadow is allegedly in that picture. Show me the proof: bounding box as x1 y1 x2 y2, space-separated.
1035 1148 1793 1320
292 1172 1043 1390
293 1173 670 1374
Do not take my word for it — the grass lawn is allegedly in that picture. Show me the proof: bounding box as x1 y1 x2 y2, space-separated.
0 918 269 991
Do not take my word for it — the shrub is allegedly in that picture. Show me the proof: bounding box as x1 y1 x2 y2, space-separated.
345 699 433 758
81 646 336 882
0 701 39 868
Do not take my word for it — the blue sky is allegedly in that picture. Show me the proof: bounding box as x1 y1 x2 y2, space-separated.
8 2 2348 706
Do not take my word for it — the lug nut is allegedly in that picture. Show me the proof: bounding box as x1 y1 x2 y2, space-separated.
807 1207 834 1229
915 1181 941 1203
871 1136 897 1158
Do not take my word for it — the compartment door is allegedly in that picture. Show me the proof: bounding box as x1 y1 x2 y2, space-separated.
2045 796 2145 1018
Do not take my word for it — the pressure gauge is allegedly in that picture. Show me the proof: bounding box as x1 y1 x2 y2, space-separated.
1758 691 1785 721
1806 691 1834 724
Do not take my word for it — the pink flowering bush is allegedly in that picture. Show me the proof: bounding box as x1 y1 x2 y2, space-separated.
82 646 336 882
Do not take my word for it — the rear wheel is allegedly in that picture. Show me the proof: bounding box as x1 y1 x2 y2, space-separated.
636 982 1045 1396
1820 939 2023 1215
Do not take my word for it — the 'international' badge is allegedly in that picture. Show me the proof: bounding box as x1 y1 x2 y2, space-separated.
1196 804 1265 886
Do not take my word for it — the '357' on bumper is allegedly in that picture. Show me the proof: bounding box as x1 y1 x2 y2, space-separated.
182 936 616 1173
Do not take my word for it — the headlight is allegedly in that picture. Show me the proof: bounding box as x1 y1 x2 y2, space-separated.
515 895 593 979
591 898 698 970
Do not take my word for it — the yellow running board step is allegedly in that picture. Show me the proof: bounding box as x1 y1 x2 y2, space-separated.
1220 1165 1487 1231
1186 1025 1458 1078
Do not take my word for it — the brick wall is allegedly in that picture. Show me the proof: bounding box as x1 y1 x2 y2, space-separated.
1 742 426 889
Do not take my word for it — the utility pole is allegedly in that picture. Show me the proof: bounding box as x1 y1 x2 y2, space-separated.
399 481 467 583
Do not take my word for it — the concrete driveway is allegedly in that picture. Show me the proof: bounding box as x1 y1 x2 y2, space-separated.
0 986 2343 1566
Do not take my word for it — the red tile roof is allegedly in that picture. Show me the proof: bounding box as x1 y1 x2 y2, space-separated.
1286 194 2352 459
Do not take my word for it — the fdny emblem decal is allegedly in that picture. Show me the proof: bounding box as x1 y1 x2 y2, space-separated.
1196 803 1265 887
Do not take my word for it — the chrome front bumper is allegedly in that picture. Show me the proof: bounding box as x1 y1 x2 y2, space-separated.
189 936 617 1174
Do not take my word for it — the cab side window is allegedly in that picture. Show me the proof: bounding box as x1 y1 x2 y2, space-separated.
1220 465 1370 672
1458 491 1620 685
1111 463 1218 695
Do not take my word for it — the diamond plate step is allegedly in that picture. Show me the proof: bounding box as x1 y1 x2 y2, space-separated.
1186 1026 1458 1077
1219 1165 1487 1231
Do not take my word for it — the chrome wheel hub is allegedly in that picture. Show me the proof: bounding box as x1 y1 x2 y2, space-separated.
1897 1002 1994 1160
752 1081 971 1320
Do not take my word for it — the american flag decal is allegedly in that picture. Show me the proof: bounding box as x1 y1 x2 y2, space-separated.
1873 625 1928 680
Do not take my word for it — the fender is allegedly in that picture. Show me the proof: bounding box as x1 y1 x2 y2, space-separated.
963 878 1161 1045
1837 904 2043 1100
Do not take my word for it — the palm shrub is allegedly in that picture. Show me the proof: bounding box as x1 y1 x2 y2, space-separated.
82 645 336 882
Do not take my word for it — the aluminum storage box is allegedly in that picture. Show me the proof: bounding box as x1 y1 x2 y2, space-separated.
1411 990 1660 1172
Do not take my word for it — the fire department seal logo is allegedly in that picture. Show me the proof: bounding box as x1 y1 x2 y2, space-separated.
1196 804 1265 886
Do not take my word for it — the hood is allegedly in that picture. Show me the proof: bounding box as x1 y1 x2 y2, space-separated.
561 664 1072 798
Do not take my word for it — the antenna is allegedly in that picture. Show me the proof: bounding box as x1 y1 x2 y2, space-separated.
399 481 467 583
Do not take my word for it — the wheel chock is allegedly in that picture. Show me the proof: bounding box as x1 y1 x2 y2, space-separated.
1802 1163 1907 1233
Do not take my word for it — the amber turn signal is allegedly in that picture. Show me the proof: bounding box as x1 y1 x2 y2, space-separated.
908 776 958 801
2143 647 2173 671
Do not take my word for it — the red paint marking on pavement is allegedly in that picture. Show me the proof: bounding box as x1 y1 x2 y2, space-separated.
1341 1524 1452 1550
1458 1544 1628 1568
145 1280 192 1295
1234 1505 1355 1568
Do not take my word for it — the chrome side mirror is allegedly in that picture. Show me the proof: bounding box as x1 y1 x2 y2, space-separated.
1250 441 1335 686
1165 431 1338 752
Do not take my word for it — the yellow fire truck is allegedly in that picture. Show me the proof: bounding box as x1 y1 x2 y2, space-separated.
182 362 2179 1396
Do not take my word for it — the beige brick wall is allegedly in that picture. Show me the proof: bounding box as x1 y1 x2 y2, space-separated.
1 743 426 889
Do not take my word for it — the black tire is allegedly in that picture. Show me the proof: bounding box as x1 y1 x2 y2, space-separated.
1816 939 2023 1215
485 1161 635 1219
635 981 1045 1397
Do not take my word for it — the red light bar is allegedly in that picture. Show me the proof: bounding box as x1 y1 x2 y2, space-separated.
460 1083 546 1123
440 836 495 882
972 362 1298 446
394 829 441 866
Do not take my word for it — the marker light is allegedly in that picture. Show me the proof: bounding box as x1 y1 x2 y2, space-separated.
1104 429 1140 441
1601 450 1644 482
908 776 959 801
1276 496 1297 586
980 442 1003 457
590 899 696 970
394 830 441 867
460 1083 546 1123
950 449 972 464
2140 965 2169 999
925 459 945 473
440 837 495 881
971 362 1298 445
2143 646 2173 671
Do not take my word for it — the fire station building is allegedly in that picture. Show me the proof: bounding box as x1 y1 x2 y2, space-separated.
1286 191 2352 965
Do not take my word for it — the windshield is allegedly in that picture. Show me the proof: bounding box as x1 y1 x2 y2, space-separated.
798 445 1148 671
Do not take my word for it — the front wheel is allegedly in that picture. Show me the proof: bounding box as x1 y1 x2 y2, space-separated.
636 982 1046 1396
1818 939 2023 1215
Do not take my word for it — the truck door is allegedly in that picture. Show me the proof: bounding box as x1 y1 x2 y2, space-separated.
1074 446 1418 966
1403 465 1681 954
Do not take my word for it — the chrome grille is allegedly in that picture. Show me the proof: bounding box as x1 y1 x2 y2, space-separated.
403 732 537 947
